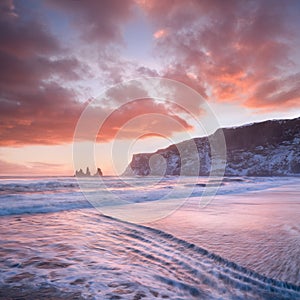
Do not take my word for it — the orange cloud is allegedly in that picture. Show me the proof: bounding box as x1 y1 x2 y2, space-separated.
97 99 193 142
153 28 167 39
140 0 300 110
1 0 300 149
245 74 300 111
0 159 68 175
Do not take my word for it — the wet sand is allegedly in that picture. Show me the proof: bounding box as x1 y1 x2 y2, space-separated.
150 182 300 285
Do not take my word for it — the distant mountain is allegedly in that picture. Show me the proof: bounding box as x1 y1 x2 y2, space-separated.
123 117 300 176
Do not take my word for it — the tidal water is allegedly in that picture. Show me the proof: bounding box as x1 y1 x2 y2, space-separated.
0 176 299 299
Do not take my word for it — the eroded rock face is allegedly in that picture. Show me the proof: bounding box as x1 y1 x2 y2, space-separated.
123 117 300 176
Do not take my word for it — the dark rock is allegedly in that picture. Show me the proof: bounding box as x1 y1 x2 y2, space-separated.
94 168 103 177
75 167 103 177
123 117 300 177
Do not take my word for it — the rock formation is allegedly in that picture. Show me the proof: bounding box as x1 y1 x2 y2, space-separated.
123 117 300 176
75 167 103 177
94 168 103 177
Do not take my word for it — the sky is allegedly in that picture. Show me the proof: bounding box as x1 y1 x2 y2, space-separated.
0 0 300 176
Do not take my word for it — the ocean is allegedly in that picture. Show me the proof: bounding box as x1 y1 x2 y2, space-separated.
0 176 299 299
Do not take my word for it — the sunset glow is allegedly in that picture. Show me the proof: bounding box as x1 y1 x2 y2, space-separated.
1 3 300 298
0 0 300 175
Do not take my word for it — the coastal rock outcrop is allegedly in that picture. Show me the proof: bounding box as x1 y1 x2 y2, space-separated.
75 167 103 177
123 117 300 176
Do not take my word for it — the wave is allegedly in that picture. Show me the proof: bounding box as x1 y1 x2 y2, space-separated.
0 180 79 194
1 207 299 299
117 216 300 299
1 176 299 219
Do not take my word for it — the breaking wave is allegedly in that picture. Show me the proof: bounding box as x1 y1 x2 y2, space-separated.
0 180 79 194
1 211 299 299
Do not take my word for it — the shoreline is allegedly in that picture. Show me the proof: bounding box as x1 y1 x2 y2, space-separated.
150 183 300 285
0 178 299 299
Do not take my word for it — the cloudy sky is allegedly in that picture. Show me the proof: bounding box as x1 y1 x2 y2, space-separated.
0 0 300 175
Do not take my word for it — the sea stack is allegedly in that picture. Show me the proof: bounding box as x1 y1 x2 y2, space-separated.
74 167 103 177
94 168 103 177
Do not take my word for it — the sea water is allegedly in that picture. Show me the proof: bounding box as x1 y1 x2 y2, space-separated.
0 176 299 299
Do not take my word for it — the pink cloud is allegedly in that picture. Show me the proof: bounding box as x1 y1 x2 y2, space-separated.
0 159 68 175
0 0 17 20
153 28 167 39
1 0 300 149
98 99 193 141
246 73 300 110
0 19 60 59
0 1 90 146
47 0 135 44
0 82 85 146
139 0 300 110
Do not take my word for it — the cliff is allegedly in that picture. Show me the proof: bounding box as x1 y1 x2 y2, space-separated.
123 117 300 176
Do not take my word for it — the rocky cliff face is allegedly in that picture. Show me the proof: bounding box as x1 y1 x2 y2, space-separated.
123 117 300 176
